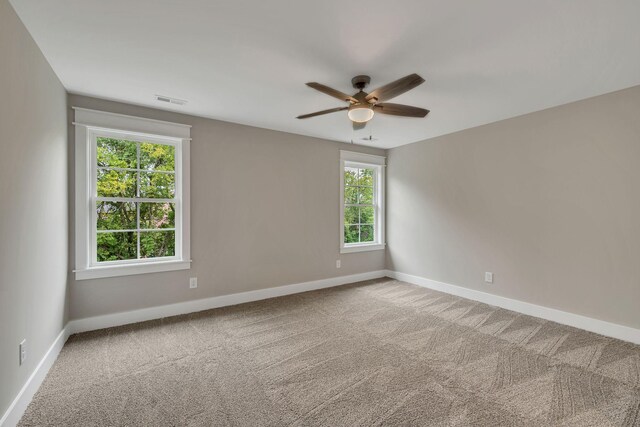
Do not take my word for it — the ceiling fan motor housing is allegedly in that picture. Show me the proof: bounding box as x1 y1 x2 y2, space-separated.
351 75 371 91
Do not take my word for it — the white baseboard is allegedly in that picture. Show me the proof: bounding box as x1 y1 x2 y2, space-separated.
385 270 640 345
68 270 387 334
0 327 71 427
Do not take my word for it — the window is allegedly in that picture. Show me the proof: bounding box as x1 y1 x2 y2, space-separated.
74 108 191 279
94 133 177 262
340 151 385 253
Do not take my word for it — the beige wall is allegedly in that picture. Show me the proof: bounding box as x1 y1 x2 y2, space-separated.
386 85 640 329
67 95 386 319
0 0 69 419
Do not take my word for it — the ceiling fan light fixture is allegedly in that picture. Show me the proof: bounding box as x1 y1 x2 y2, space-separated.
348 105 374 123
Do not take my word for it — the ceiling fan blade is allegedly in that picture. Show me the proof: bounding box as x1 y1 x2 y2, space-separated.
374 103 429 118
365 74 425 103
306 82 358 103
352 121 367 131
297 106 348 119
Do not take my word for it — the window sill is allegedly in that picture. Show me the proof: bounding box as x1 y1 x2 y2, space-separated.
340 243 386 254
75 259 191 280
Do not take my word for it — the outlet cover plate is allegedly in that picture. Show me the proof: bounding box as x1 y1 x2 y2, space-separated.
19 340 26 365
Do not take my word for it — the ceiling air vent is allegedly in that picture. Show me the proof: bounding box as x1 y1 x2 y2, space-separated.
155 95 187 106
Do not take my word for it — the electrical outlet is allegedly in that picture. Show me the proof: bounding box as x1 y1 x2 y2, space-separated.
189 277 197 289
19 340 26 365
336 260 341 269
485 272 493 284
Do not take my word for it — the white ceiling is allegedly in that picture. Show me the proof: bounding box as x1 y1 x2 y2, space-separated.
10 0 640 148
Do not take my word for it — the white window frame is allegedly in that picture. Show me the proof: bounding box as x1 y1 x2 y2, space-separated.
340 150 386 253
74 107 191 280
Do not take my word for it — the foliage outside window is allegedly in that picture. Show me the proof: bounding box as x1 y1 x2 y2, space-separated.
344 167 376 244
340 151 385 253
95 137 177 262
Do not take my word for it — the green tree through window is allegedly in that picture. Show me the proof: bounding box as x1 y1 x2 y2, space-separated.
344 167 376 244
95 137 176 262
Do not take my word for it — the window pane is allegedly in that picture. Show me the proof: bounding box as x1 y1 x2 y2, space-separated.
344 167 359 186
140 202 175 229
140 142 175 172
140 230 175 258
359 186 373 205
358 168 374 186
96 137 137 168
344 186 358 204
360 207 375 224
140 172 175 198
97 169 136 197
344 225 359 244
96 201 136 230
361 225 375 242
97 231 137 262
344 206 359 225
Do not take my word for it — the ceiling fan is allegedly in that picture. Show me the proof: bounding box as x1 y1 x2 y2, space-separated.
297 74 429 130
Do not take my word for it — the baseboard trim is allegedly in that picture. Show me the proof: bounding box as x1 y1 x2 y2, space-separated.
0 327 71 427
68 270 387 334
385 270 640 345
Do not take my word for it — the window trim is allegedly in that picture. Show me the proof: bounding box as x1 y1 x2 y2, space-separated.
339 150 386 254
74 107 191 280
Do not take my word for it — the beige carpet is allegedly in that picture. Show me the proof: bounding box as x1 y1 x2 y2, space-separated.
19 278 640 426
